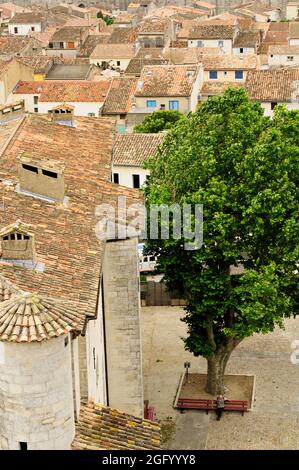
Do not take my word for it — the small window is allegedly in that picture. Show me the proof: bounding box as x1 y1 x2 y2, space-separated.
197 40 203 47
287 56 294 61
209 70 218 80
14 27 18 34
49 42 53 49
116 60 120 66
146 100 156 108
42 169 58 178
271 102 277 110
133 174 140 189
22 164 38 174
235 70 243 80
64 336 69 347
119 114 126 120
169 100 179 111
31 26 35 31
113 173 119 184
19 442 27 451
160 104 165 110
88 112 95 117
34 96 38 105
59 42 64 49
218 40 224 47
34 107 38 113
240 47 244 54
224 71 227 76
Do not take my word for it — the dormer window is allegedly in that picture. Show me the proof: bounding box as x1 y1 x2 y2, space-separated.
0 221 35 261
48 104 74 127
17 153 65 202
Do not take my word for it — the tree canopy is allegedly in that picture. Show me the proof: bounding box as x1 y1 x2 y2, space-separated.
134 110 185 134
144 88 299 394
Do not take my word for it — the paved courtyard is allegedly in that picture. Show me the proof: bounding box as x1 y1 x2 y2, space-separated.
141 306 299 449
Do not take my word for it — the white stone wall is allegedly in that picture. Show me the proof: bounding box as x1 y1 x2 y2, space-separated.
0 335 75 450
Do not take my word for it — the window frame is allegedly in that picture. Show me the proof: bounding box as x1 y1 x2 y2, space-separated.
132 174 140 189
209 70 218 80
169 100 179 111
235 70 244 80
146 100 157 108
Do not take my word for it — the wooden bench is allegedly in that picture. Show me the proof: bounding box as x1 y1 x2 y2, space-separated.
223 400 248 415
177 398 248 415
177 398 215 414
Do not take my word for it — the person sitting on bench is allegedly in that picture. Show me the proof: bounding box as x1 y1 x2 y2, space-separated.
216 395 225 420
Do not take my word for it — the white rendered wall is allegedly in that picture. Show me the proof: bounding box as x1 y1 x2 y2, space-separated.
112 165 150 188
38 101 103 117
85 285 107 406
0 335 75 450
8 23 42 35
188 39 232 54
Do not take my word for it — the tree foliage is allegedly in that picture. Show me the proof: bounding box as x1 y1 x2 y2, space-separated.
134 110 185 134
144 88 299 393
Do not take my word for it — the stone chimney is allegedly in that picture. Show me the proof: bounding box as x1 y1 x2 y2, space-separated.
17 152 65 202
48 103 75 127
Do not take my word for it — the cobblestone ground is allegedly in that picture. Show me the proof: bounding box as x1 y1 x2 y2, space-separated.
141 306 299 450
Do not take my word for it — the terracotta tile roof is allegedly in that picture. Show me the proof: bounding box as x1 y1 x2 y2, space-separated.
233 30 259 47
189 23 236 39
0 117 23 154
0 2 31 17
135 65 200 97
245 69 299 102
90 43 135 60
8 12 43 24
29 27 57 47
0 285 85 343
14 80 111 103
164 47 202 65
0 114 143 320
259 30 289 54
72 401 161 450
78 34 110 57
268 21 290 32
114 133 165 166
51 26 88 42
0 36 36 55
201 54 258 70
125 58 169 76
268 45 299 55
0 273 19 301
17 56 54 74
102 77 138 114
137 17 170 34
108 26 137 44
135 48 165 59
200 81 243 96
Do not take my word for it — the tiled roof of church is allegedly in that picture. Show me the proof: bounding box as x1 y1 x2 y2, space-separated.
72 401 161 450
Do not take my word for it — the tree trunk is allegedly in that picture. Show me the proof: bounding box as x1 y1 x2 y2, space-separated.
205 345 234 396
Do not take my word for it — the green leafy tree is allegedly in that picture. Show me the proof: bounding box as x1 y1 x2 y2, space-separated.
103 15 114 25
134 110 185 134
145 88 299 395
